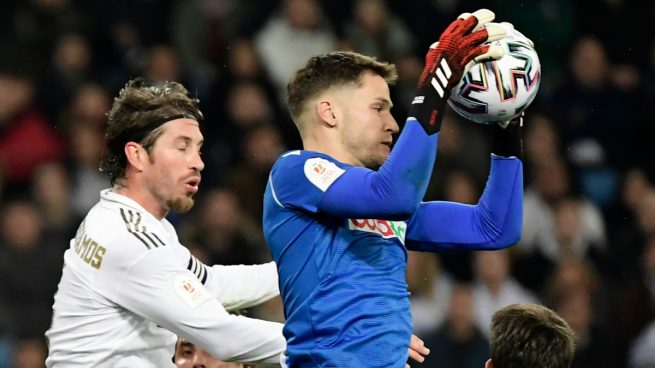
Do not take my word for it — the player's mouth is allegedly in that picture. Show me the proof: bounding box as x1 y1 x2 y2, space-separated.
184 177 201 193
381 141 392 149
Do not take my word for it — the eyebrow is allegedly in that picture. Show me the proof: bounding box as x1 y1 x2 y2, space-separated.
374 97 393 109
174 136 204 147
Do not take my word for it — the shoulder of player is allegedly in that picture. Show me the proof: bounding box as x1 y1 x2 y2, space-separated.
273 150 348 174
83 203 172 253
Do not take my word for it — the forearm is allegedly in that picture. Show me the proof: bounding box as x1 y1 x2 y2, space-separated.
319 120 438 219
115 254 285 364
205 262 280 311
406 156 523 251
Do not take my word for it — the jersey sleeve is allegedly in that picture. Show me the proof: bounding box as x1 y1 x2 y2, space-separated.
269 120 439 219
180 246 280 311
102 238 285 364
405 156 523 251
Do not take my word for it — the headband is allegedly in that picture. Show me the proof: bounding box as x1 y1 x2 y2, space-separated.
112 112 198 153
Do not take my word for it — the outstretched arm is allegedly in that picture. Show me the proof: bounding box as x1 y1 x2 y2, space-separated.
406 155 523 251
317 10 507 220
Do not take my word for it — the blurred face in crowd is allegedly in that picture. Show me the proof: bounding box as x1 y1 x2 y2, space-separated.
1 201 43 251
0 74 33 122
331 71 399 169
134 118 204 216
174 338 250 368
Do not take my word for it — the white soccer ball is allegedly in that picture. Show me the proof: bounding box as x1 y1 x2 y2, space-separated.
447 24 541 124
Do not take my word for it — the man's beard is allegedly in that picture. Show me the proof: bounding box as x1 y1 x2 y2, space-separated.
168 195 195 213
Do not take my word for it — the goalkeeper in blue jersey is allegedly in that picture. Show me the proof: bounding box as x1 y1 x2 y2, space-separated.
263 9 523 368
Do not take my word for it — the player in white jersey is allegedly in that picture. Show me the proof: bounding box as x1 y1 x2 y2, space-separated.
45 78 286 367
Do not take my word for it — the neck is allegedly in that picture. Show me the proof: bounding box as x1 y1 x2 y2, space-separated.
303 131 360 166
114 182 167 220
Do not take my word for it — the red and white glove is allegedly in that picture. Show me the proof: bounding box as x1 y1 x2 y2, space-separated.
409 9 506 135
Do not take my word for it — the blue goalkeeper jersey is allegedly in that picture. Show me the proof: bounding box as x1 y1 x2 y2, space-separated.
265 151 413 367
263 120 523 367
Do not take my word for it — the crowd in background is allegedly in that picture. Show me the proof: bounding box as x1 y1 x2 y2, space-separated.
1 0 655 367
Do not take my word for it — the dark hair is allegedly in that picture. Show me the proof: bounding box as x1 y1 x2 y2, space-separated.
100 78 203 185
490 303 576 368
286 51 397 132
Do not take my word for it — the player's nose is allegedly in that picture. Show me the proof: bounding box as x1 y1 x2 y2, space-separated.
192 354 207 368
191 151 205 172
386 114 399 134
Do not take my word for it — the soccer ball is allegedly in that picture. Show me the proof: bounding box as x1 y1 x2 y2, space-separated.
447 24 541 124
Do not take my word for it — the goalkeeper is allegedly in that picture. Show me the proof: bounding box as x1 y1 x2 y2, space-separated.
263 9 524 367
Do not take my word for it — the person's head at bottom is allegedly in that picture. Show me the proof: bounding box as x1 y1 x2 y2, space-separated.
174 337 253 368
487 303 576 368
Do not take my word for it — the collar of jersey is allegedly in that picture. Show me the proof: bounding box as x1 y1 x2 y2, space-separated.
100 188 161 223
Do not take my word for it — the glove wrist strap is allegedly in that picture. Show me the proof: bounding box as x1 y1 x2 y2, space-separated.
491 122 523 158
408 88 448 135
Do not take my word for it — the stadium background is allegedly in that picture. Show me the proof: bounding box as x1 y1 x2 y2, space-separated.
0 0 654 366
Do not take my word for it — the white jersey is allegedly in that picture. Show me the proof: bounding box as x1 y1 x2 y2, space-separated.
46 189 285 367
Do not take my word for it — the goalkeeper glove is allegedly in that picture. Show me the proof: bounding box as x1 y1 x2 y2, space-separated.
492 113 524 158
409 9 506 135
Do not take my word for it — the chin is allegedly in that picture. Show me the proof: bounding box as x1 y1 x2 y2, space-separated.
169 196 195 213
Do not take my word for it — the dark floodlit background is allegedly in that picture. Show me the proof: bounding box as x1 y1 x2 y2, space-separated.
0 0 654 367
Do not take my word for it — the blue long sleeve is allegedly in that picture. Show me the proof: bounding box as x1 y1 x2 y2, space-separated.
318 119 438 220
405 155 523 251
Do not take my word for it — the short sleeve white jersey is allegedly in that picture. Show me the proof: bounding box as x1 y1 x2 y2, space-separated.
46 189 285 367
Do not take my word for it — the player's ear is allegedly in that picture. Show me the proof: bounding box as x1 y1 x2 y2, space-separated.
485 359 493 368
316 100 338 128
124 142 147 172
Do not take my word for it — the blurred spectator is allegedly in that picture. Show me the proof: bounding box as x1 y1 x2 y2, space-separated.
254 0 337 104
556 292 616 368
613 189 655 282
203 81 279 186
419 283 489 368
180 188 270 267
65 119 109 218
227 124 286 223
407 252 453 336
544 258 599 306
472 250 538 337
552 198 606 263
0 200 64 339
615 235 655 364
550 36 639 205
38 32 94 122
143 44 184 83
63 82 111 126
544 257 619 365
523 112 562 179
31 162 78 239
11 337 47 368
516 157 606 291
0 70 66 187
343 0 415 62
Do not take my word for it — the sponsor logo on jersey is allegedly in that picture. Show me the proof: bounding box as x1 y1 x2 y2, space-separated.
348 218 407 244
173 275 212 309
304 157 346 192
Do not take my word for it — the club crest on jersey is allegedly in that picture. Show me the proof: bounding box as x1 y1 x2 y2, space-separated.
348 219 407 243
304 157 346 192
